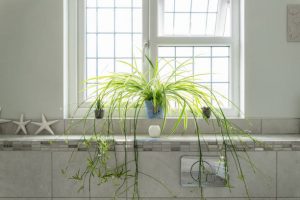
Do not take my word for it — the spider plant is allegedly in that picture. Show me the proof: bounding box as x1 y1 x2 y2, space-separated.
94 97 105 119
65 56 257 199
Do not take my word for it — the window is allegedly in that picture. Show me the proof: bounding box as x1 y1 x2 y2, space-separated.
68 0 240 117
84 0 143 100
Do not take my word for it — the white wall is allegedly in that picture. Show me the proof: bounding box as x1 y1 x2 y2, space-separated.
244 0 300 118
0 0 299 119
0 0 63 119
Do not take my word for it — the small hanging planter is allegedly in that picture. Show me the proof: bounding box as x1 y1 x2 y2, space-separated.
94 98 105 119
94 109 105 119
145 100 164 119
201 106 211 119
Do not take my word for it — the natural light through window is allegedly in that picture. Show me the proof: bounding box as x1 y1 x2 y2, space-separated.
158 46 230 107
80 0 237 111
85 0 143 99
161 0 231 36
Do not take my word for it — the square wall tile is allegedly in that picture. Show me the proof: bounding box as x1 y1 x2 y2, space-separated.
0 151 51 197
262 119 300 134
129 151 276 198
0 119 64 135
0 122 16 135
52 151 127 198
64 119 131 135
230 118 262 134
277 151 300 197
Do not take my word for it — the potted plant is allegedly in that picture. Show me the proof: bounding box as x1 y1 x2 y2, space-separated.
94 97 104 119
201 106 211 119
65 56 257 199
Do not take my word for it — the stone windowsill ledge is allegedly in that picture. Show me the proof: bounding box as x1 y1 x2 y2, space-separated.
0 134 300 152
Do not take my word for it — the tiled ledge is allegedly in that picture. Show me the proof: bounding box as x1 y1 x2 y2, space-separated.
0 134 300 152
0 118 299 135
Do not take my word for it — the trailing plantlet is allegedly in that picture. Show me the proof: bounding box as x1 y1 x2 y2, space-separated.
64 56 258 200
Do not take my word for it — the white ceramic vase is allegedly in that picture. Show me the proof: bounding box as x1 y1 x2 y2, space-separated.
148 125 161 138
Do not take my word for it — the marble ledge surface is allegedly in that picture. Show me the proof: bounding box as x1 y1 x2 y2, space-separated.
0 134 300 143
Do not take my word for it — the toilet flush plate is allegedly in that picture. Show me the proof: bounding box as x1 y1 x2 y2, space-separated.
180 155 226 187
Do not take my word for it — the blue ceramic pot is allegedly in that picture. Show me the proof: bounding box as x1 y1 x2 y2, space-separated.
145 100 164 119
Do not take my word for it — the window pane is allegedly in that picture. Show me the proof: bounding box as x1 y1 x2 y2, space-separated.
133 34 142 58
192 0 208 12
86 34 97 57
133 9 142 33
194 58 211 82
98 59 114 76
159 58 175 81
115 9 132 32
164 0 174 12
212 83 229 108
212 46 229 57
174 0 192 12
176 47 193 57
86 83 97 100
87 59 97 80
194 47 211 57
115 34 132 57
159 47 175 57
86 0 96 7
208 0 219 12
115 59 132 73
98 34 114 57
115 0 132 7
177 58 193 77
212 58 229 82
133 0 142 8
174 13 190 35
133 58 143 72
163 13 174 35
87 9 97 32
158 46 230 108
161 0 231 36
191 13 206 35
98 0 114 7
206 13 217 35
98 9 114 32
85 0 143 100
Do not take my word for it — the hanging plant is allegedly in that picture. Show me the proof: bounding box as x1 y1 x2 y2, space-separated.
64 56 257 199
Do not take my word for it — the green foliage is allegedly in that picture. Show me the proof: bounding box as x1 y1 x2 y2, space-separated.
88 56 225 133
95 97 104 110
64 56 258 200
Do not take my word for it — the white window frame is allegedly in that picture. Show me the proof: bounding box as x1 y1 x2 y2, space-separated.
66 0 241 118
149 0 240 117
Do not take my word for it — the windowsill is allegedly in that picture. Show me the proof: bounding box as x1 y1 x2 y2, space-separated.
1 134 299 141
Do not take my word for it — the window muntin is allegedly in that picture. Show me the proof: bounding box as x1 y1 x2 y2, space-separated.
84 0 143 100
76 0 239 116
158 46 230 108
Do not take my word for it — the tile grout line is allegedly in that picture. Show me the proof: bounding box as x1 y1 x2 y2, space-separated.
260 119 263 135
276 151 278 200
51 151 53 200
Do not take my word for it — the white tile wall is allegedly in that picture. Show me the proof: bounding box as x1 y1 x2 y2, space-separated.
0 151 51 197
277 151 300 198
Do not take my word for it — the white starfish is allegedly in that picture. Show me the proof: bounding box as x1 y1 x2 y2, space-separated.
31 114 58 135
0 107 10 124
12 114 31 135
